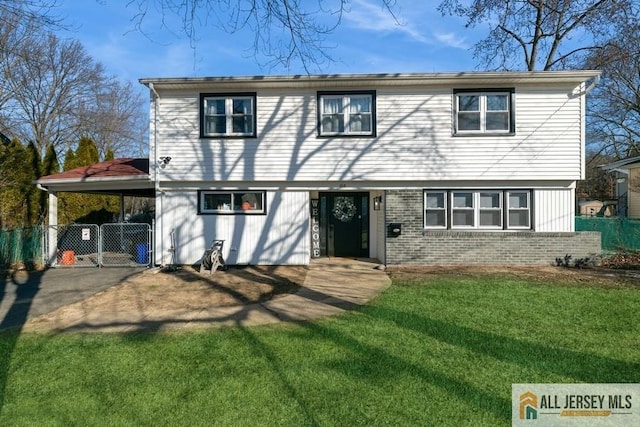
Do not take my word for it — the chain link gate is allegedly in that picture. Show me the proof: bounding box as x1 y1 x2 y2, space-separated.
52 224 100 267
49 223 151 268
100 223 151 267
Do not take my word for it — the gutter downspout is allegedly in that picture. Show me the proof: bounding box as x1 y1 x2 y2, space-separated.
149 82 162 266
149 82 160 194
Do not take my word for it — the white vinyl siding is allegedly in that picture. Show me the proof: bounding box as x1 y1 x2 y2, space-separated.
153 84 584 184
157 190 310 265
534 187 575 231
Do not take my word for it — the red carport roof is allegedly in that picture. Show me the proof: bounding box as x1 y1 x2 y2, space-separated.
37 158 154 197
38 158 149 181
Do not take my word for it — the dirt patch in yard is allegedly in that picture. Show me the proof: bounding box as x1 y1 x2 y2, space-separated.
21 265 307 332
90 265 307 309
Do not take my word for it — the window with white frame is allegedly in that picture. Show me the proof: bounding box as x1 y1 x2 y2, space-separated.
507 191 531 229
200 93 256 138
318 91 375 136
425 191 447 228
423 190 531 230
454 89 514 134
479 192 503 228
451 192 475 228
198 191 266 214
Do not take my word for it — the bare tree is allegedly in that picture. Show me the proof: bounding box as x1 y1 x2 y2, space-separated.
0 0 62 28
75 78 148 158
585 12 640 159
126 0 399 72
438 0 628 71
0 2 49 121
0 33 105 157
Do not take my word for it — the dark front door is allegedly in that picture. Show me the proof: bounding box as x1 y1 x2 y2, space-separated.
324 192 369 257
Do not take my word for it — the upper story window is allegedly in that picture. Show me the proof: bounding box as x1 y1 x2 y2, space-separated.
200 93 256 138
454 89 515 135
317 91 376 137
424 189 531 230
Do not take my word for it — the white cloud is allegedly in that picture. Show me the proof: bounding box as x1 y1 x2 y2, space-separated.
344 0 472 50
344 0 430 44
435 32 470 50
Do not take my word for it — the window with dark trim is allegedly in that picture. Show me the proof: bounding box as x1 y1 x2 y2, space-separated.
198 190 266 214
424 190 531 230
453 89 515 135
200 93 257 138
317 91 376 137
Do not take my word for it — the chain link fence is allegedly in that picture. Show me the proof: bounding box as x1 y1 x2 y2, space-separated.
48 223 151 267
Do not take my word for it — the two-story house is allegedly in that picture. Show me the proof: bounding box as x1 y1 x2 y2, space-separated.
134 71 600 267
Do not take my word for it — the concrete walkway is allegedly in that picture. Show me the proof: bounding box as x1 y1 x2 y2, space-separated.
6 258 391 334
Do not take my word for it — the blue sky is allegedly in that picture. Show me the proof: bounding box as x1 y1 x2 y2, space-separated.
56 0 487 86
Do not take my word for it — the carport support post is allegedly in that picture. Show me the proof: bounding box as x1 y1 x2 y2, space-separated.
119 193 125 222
47 191 58 266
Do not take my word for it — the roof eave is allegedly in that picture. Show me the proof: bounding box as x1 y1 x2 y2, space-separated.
139 70 602 91
36 175 152 187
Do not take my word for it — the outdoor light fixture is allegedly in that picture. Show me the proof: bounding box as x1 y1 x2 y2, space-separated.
159 156 172 166
373 196 382 210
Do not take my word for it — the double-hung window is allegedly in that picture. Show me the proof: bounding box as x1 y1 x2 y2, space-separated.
198 190 266 214
317 91 375 136
424 190 531 230
507 191 531 229
425 191 447 228
200 93 256 138
454 89 514 135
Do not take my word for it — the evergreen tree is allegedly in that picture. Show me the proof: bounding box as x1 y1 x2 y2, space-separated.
58 137 118 224
62 148 75 171
0 139 29 227
73 136 100 166
24 141 42 225
41 144 59 176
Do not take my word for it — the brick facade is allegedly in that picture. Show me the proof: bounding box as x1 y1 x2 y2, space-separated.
385 189 601 266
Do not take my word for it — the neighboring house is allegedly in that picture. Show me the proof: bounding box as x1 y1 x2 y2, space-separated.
39 71 602 267
601 156 640 218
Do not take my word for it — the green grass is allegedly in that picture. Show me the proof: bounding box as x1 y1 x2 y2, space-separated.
1 272 638 426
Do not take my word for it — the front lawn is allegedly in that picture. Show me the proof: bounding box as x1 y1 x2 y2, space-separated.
1 270 638 426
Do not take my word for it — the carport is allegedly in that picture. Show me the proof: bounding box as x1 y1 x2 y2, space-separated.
36 158 155 267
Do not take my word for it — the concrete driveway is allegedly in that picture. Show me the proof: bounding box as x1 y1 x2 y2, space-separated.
0 267 144 330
